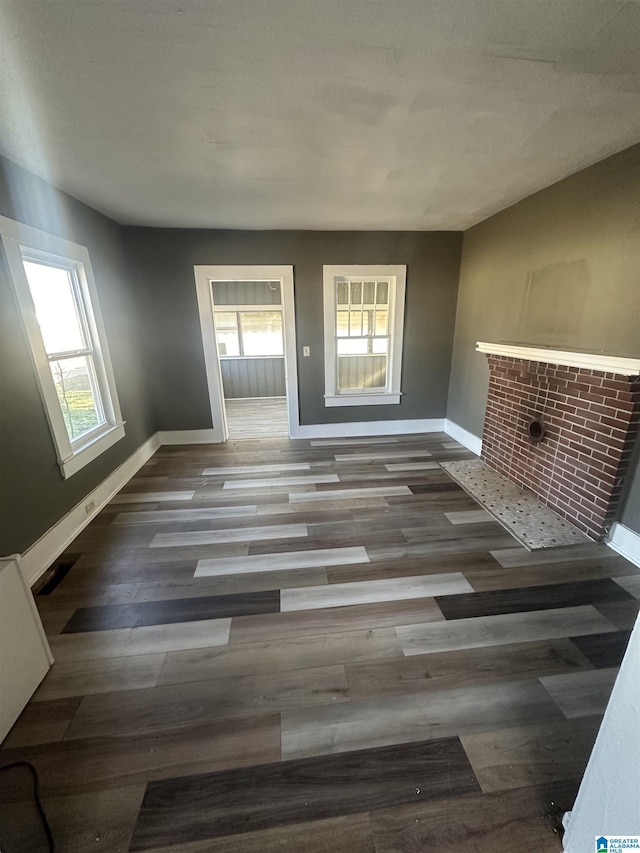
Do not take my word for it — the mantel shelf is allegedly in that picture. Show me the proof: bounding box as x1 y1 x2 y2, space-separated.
476 342 640 377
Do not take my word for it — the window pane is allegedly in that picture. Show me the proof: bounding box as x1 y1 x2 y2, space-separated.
372 337 389 354
350 281 363 305
336 282 349 305
336 310 350 337
212 280 281 305
338 355 387 390
240 311 283 356
215 312 240 356
23 260 86 354
375 308 389 336
376 281 389 304
337 337 369 355
363 281 376 305
50 356 104 441
349 310 363 336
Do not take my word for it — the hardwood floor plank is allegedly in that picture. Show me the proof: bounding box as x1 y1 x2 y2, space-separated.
223 474 338 489
460 717 603 792
134 568 329 601
229 598 445 645
539 667 620 718
129 738 479 850
136 813 376 853
64 664 350 739
48 618 232 662
195 545 369 577
202 463 310 475
281 679 563 760
345 638 594 701
257 496 390 514
281 573 473 612
333 451 433 462
325 551 499 584
33 653 166 701
444 509 493 524
614 574 640 598
408 482 463 494
112 491 195 503
113 506 258 525
289 485 411 503
62 590 280 633
569 629 632 668
435 577 632 621
396 605 617 656
0 715 281 795
463 557 640 592
594 598 640 629
158 628 402 685
366 534 515 561
150 523 308 548
1 697 81 748
369 780 578 852
0 781 146 853
490 543 616 568
384 462 441 471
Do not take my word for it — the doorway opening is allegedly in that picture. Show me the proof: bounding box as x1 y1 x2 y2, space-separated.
194 265 299 442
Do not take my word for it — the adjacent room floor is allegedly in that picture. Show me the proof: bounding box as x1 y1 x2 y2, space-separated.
1 433 638 852
225 397 289 439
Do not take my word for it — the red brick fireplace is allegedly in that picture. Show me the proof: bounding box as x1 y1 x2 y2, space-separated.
477 343 640 541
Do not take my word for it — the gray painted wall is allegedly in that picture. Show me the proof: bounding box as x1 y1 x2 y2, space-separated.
123 229 462 428
0 156 155 556
447 144 640 533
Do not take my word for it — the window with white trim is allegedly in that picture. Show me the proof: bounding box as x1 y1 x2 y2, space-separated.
1 216 125 478
323 265 406 406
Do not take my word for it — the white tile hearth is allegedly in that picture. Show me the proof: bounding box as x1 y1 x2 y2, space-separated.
440 460 590 550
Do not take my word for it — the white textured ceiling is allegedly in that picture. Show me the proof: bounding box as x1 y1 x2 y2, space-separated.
1 0 640 230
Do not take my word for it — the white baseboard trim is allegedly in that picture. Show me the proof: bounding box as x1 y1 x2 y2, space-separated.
158 429 221 445
19 433 161 586
607 522 640 568
294 418 446 439
444 419 482 456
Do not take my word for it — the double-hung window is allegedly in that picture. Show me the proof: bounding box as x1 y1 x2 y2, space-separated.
323 265 406 406
1 216 125 478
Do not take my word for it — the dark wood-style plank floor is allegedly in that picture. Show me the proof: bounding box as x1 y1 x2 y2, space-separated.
1 432 639 852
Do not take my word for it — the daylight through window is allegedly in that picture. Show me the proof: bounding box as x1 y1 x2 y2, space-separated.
0 216 125 478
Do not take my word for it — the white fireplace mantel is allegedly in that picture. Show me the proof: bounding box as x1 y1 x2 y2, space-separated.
476 342 640 376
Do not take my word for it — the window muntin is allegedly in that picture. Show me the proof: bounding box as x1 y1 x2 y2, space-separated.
323 265 406 407
334 278 391 392
0 215 125 478
214 309 284 358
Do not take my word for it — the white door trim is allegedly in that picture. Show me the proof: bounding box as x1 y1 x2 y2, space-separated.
193 265 299 440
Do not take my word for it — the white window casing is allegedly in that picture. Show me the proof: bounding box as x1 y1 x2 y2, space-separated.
1 215 125 478
323 264 406 407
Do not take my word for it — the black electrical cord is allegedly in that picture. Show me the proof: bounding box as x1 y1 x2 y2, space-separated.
0 761 55 852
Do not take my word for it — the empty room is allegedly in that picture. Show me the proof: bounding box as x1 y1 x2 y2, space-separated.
1 2 640 851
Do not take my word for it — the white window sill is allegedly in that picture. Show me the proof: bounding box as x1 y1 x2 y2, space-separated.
59 422 126 478
324 393 401 408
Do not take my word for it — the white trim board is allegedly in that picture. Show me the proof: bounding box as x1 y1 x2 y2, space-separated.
607 522 640 569
476 342 640 376
295 418 445 439
158 429 219 445
18 433 161 586
193 265 299 441
444 419 482 456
